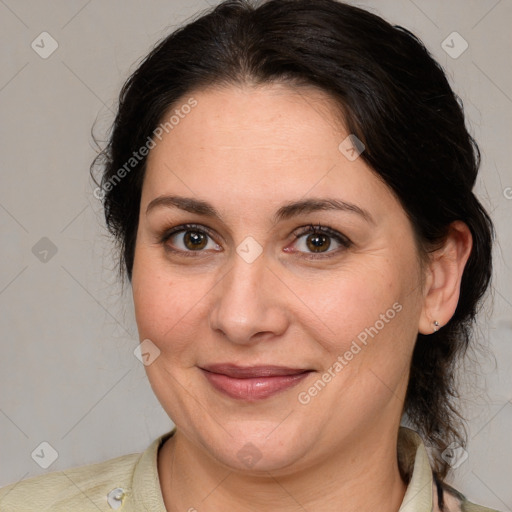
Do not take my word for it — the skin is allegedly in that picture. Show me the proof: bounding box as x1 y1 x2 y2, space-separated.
131 83 472 512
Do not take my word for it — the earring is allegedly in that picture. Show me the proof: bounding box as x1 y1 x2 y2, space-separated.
433 320 440 332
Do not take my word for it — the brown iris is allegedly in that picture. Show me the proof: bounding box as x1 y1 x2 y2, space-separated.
306 233 331 253
184 230 208 250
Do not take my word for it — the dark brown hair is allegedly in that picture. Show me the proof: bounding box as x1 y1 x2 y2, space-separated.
91 0 494 481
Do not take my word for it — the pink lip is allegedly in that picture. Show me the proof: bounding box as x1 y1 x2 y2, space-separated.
200 365 312 401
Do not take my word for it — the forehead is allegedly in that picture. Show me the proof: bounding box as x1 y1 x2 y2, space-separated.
142 84 398 219
150 84 342 158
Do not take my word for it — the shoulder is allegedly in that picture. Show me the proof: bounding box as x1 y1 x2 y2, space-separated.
440 481 503 512
0 451 141 512
398 428 501 512
460 495 503 512
462 502 503 512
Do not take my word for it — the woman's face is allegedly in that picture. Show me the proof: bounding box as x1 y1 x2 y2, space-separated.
131 84 427 473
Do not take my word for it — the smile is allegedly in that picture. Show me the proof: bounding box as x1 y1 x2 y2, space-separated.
199 365 313 401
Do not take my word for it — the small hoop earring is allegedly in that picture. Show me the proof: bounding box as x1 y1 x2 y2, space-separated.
433 320 440 332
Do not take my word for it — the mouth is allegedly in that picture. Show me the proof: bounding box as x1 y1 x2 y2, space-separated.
199 364 313 401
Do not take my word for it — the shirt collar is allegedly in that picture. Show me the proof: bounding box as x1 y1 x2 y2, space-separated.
398 427 435 512
129 426 435 511
129 428 174 511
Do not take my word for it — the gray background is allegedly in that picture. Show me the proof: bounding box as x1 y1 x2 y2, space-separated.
0 0 510 509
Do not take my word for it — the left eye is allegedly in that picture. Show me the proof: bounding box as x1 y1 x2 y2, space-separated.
290 225 352 255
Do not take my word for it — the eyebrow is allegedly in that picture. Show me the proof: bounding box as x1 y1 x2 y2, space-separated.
146 195 374 225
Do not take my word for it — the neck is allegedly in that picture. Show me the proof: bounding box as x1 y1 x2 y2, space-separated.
158 426 407 512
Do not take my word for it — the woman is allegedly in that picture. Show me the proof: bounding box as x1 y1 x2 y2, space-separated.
0 0 499 510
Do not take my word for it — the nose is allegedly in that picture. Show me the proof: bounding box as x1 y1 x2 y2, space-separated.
208 252 290 346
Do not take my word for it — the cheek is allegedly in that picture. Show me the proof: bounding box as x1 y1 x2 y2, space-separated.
297 264 399 352
301 254 421 388
131 248 212 352
307 274 416 413
132 263 166 339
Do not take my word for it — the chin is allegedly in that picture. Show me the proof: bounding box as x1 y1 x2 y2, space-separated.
204 421 312 474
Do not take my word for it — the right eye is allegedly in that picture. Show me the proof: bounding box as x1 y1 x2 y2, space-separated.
160 223 223 255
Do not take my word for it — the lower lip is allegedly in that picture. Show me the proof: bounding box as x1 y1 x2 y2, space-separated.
201 370 311 401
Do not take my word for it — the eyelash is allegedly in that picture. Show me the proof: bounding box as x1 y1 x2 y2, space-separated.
159 223 352 259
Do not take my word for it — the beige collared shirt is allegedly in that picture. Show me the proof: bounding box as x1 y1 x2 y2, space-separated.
0 427 500 511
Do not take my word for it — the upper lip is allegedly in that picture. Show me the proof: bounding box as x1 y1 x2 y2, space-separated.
200 364 311 378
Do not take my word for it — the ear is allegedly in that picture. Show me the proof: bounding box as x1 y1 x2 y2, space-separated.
418 221 473 335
